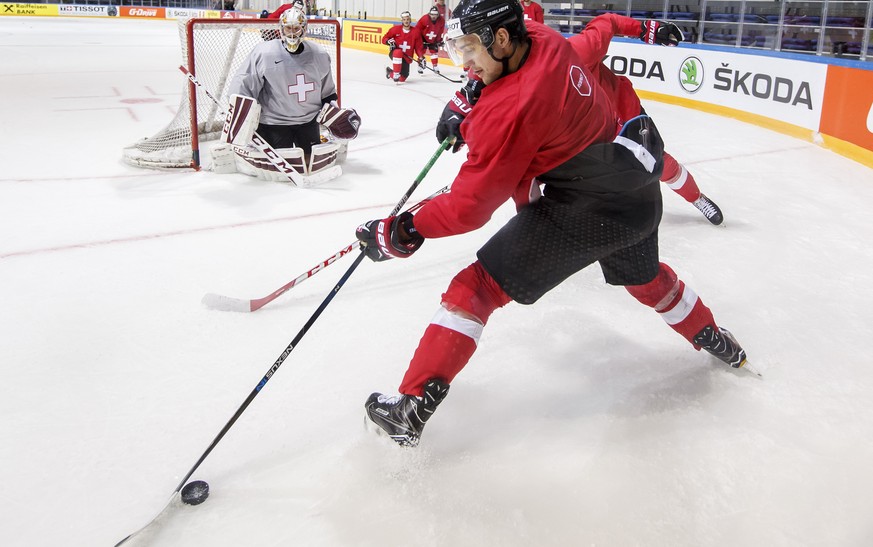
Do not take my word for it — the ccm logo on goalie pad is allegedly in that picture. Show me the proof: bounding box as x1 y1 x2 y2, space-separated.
223 95 260 146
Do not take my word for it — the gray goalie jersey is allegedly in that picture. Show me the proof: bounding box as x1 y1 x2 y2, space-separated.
229 39 336 126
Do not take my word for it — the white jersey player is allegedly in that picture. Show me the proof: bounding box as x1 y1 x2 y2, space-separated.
215 6 360 184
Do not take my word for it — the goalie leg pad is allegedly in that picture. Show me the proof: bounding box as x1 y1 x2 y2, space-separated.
308 141 339 174
222 94 261 146
209 143 237 174
233 145 306 182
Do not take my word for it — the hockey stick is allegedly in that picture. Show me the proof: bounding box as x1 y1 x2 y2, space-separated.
202 185 450 313
403 52 463 83
113 137 452 546
179 65 341 187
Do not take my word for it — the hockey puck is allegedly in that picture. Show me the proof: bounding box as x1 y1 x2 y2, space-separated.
180 480 210 505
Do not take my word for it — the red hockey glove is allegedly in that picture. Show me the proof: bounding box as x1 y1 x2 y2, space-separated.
317 102 361 140
435 76 485 153
640 20 684 46
356 212 424 262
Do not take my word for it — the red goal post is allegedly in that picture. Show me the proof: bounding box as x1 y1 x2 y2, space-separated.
123 17 342 170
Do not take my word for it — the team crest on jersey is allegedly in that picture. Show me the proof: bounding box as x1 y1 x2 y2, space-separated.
569 65 592 97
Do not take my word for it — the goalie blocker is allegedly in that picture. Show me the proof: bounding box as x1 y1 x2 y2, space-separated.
210 94 354 185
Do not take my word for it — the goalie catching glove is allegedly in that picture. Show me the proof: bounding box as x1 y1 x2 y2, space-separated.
640 20 684 46
317 101 361 140
356 211 423 262
436 75 485 153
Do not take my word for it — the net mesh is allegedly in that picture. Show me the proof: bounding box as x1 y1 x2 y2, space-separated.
123 18 340 169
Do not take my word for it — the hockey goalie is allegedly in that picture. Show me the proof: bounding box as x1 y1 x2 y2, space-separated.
210 6 360 186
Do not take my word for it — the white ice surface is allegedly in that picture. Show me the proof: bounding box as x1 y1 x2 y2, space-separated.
2 16 873 547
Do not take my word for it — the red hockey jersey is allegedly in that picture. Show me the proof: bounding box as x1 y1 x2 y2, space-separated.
521 1 544 24
413 22 615 239
382 25 424 60
568 13 646 130
416 13 446 46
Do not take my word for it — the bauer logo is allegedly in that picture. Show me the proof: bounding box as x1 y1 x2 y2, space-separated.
679 56 704 93
486 5 510 17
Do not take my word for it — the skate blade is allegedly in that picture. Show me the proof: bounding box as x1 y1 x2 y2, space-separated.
737 360 763 377
362 412 417 447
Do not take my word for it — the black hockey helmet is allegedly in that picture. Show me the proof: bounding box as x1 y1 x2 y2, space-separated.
444 0 527 65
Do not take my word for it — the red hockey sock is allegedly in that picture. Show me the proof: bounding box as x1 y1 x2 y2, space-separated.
625 263 716 347
661 152 701 203
399 319 479 396
398 262 510 396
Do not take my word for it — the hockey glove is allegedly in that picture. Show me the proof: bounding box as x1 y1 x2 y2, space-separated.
387 38 396 49
317 101 361 140
435 76 485 153
640 20 684 46
356 212 423 262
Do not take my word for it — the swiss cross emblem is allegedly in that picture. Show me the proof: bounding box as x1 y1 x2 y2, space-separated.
288 74 315 102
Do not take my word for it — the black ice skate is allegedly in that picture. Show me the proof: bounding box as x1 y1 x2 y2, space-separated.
364 379 449 447
693 194 724 225
694 325 760 375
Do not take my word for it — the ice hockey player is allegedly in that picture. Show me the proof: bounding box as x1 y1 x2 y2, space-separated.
211 5 360 184
436 14 724 224
520 0 544 24
356 0 753 447
382 11 425 83
266 0 306 19
417 7 446 74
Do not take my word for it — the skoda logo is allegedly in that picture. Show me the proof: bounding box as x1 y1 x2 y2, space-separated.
679 56 704 93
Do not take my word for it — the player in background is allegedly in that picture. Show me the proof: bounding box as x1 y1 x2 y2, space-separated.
265 0 299 18
436 14 725 225
383 11 425 84
520 0 544 24
356 0 752 448
417 7 447 74
213 0 235 11
433 0 451 20
212 5 360 182
266 0 313 18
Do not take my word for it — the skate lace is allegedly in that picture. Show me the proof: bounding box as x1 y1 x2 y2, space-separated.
694 196 719 219
376 393 404 405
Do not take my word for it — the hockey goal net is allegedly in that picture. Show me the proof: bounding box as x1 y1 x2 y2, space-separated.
123 17 342 170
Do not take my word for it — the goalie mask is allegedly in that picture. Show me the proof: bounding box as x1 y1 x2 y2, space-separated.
279 6 307 53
